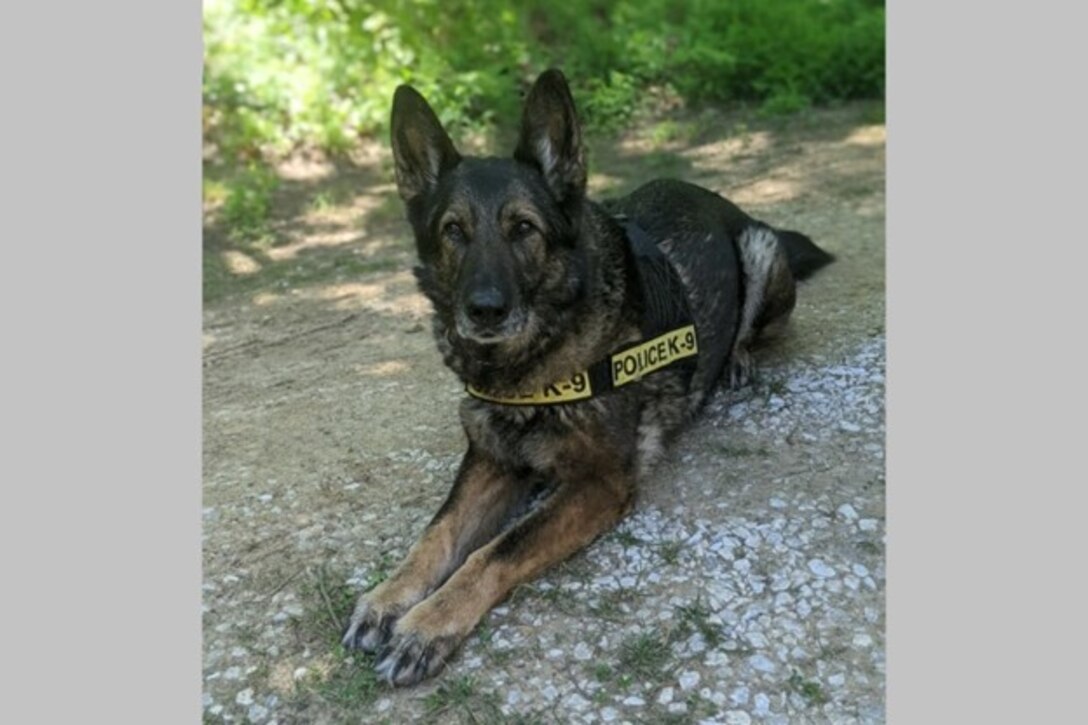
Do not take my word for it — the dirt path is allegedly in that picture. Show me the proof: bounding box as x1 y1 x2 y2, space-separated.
203 103 885 724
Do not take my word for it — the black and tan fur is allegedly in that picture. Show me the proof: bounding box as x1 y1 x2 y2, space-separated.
342 69 834 686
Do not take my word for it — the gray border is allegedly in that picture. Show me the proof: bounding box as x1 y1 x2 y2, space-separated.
5 0 1081 720
3 1 201 721
890 3 1083 721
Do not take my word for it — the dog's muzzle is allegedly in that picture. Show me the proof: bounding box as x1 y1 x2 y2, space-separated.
455 288 527 343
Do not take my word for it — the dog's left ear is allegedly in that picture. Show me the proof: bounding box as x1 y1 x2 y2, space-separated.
514 69 586 202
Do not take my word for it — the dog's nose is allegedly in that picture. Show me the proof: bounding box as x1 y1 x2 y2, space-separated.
466 287 509 328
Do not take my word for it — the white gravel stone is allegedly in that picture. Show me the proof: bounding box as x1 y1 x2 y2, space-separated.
600 707 619 722
808 559 836 578
730 685 750 705
235 688 254 706
574 641 593 660
679 670 701 690
837 504 858 520
563 693 590 711
749 654 777 673
705 650 729 667
657 687 674 705
725 711 752 725
754 693 771 715
858 518 879 532
623 695 646 707
667 702 688 715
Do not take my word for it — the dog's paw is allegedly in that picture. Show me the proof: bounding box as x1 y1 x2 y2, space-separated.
373 628 462 687
729 349 755 390
372 601 470 686
341 592 405 654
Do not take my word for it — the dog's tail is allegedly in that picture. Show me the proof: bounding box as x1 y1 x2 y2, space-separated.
778 230 835 280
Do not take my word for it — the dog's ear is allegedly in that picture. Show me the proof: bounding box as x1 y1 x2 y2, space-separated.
514 69 586 202
390 85 461 202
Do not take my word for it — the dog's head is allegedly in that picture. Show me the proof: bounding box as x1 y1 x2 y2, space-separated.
390 70 589 350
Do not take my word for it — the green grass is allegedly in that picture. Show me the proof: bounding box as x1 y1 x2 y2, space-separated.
293 565 357 647
283 565 389 713
618 631 673 681
315 661 382 709
593 662 615 683
768 379 790 397
657 540 683 565
788 672 831 706
423 676 505 723
423 675 478 713
475 618 493 647
592 586 637 621
676 598 724 648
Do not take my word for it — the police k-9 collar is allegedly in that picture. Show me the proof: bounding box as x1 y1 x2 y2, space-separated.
466 324 698 405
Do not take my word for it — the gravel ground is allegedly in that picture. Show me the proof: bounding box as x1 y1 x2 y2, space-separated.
203 104 885 724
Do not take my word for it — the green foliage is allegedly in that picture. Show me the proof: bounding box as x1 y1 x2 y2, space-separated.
204 0 884 158
219 164 279 243
573 70 641 132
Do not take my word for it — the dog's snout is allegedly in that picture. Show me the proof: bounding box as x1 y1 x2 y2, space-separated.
466 287 510 328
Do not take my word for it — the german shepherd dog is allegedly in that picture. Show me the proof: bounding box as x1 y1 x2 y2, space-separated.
342 69 833 686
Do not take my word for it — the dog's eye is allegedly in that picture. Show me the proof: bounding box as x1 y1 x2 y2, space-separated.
512 220 535 238
444 222 466 244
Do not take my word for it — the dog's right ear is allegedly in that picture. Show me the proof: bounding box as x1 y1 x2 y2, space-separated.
390 85 461 202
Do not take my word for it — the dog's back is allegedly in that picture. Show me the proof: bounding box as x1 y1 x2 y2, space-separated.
606 177 832 414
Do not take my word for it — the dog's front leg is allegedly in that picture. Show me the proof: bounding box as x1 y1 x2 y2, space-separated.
374 450 635 686
343 446 524 652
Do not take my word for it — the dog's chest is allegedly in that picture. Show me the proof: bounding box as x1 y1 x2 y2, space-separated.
458 395 639 472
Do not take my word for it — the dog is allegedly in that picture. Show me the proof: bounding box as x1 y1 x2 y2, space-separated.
342 69 833 686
